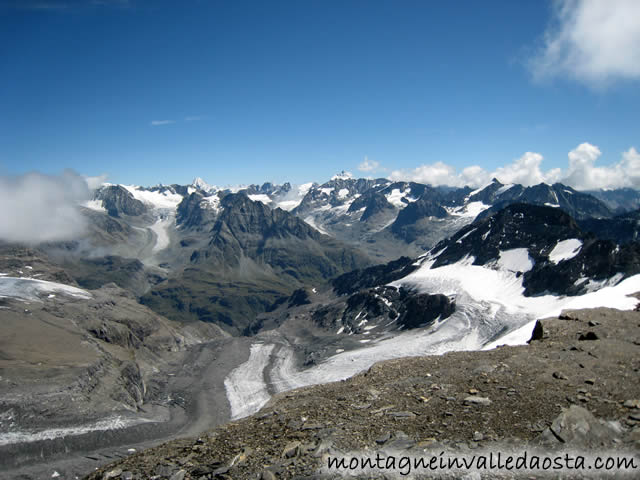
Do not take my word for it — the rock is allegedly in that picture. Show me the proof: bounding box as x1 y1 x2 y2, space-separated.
588 320 600 327
468 388 479 394
261 471 277 480
536 405 622 448
472 431 484 441
375 432 391 444
585 378 595 385
120 473 133 480
578 331 599 341
552 371 568 380
282 441 301 458
623 399 640 409
103 468 122 480
388 411 416 418
169 470 186 480
528 320 544 343
464 396 492 406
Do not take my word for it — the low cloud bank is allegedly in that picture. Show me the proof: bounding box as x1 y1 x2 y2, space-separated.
0 170 92 244
388 144 640 190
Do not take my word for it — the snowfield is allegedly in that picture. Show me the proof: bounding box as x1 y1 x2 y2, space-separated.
548 238 582 264
224 255 640 420
149 217 173 253
0 277 91 302
224 343 275 420
0 415 154 446
123 185 183 210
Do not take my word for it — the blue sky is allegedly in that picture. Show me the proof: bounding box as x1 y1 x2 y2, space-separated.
1 0 639 188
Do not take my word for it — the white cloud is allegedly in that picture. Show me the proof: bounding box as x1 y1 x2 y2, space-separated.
0 170 90 244
390 161 469 187
387 143 640 190
83 173 108 190
529 0 640 87
184 115 203 122
358 156 380 172
150 120 175 126
562 143 640 190
492 152 561 186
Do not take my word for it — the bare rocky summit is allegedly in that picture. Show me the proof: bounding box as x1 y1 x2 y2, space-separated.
86 306 640 479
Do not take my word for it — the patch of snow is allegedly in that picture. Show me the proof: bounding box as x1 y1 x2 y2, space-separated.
337 188 350 199
83 199 106 213
224 343 275 420
449 201 489 218
385 188 414 209
0 415 151 446
495 184 514 196
201 194 221 212
497 248 534 273
336 326 344 334
320 187 334 196
564 189 573 195
192 177 217 193
123 185 183 210
0 277 91 302
481 229 491 241
149 217 172 253
331 171 353 180
544 202 560 208
456 228 476 243
303 216 329 235
548 239 582 264
248 194 272 205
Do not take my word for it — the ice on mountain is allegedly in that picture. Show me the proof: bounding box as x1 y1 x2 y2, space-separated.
548 239 582 264
83 199 107 212
497 248 534 273
248 194 272 205
123 185 183 210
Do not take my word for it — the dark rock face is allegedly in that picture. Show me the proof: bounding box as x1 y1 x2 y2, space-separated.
311 285 455 334
391 188 449 230
477 182 613 221
347 191 394 222
398 292 455 329
95 185 146 217
331 256 416 296
176 192 220 230
426 203 640 297
579 209 640 244
432 203 583 268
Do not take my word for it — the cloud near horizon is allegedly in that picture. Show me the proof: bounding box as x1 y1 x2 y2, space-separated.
529 0 640 87
388 143 640 190
358 156 381 173
0 170 92 244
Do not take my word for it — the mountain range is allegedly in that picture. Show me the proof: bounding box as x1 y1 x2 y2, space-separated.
1 173 640 478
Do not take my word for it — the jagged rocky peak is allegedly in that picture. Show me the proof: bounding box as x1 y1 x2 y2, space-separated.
191 176 217 193
432 203 584 268
426 202 640 296
176 190 222 230
94 184 146 217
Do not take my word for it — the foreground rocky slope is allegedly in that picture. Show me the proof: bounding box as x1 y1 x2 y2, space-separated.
87 306 640 479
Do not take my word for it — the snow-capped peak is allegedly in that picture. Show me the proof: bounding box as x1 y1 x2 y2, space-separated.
331 171 354 181
192 177 217 193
